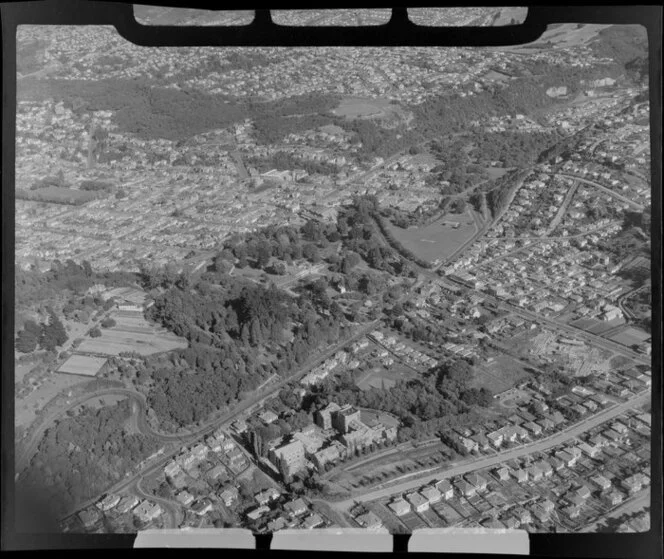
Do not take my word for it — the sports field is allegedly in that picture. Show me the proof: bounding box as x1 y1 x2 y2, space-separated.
386 211 477 263
608 326 650 347
355 366 416 391
16 186 102 205
58 355 107 376
75 310 187 356
332 97 392 119
570 317 625 335
360 409 400 429
471 354 533 394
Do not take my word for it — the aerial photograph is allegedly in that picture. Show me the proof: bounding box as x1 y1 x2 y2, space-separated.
13 7 652 536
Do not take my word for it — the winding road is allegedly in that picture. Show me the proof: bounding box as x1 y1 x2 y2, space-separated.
443 277 651 366
54 319 381 522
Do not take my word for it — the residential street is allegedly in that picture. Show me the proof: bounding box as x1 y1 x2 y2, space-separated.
330 390 649 511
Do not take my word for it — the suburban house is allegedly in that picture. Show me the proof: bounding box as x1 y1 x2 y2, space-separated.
406 491 430 512
455 479 477 498
220 488 239 508
420 485 442 505
388 498 411 517
435 480 454 500
511 468 529 484
356 511 383 529
284 498 308 518
494 466 510 481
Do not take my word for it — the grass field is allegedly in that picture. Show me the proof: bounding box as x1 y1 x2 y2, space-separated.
15 363 32 383
608 326 650 347
58 354 107 376
332 96 394 119
332 96 411 125
71 394 127 414
15 373 87 428
484 166 510 179
471 355 533 394
360 409 400 428
386 211 477 263
16 186 102 205
570 317 625 335
354 364 417 391
75 310 187 356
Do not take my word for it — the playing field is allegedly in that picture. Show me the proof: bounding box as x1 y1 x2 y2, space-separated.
360 409 400 428
16 186 102 205
386 212 478 263
484 166 510 179
471 355 533 394
570 317 625 335
608 326 650 347
354 366 416 391
58 354 107 376
75 310 187 356
332 96 411 123
332 97 392 119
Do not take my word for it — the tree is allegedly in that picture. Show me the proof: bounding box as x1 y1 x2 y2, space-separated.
301 220 323 243
256 241 272 268
39 314 68 351
101 317 116 328
302 243 320 264
16 320 41 353
89 327 102 338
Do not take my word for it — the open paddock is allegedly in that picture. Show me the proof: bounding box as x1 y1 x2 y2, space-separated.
386 211 477 263
75 311 187 356
332 96 395 120
71 394 127 414
58 355 107 377
360 409 400 429
16 186 103 205
484 166 510 179
608 326 650 347
570 317 625 336
471 355 533 395
15 373 87 429
354 365 416 391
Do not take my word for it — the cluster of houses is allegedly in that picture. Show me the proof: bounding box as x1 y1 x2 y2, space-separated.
369 330 438 370
381 408 650 530
162 428 249 503
300 351 349 386
246 493 328 532
451 228 633 324
71 494 162 531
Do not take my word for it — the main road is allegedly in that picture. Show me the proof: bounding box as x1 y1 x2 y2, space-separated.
330 390 649 511
16 387 146 474
443 277 651 366
56 319 380 521
553 173 645 211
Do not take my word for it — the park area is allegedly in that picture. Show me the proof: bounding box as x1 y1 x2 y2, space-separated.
332 96 410 124
354 364 416 391
332 96 393 119
15 373 87 429
607 326 650 348
470 354 533 395
569 317 626 336
386 211 478 264
16 186 103 205
75 310 187 356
